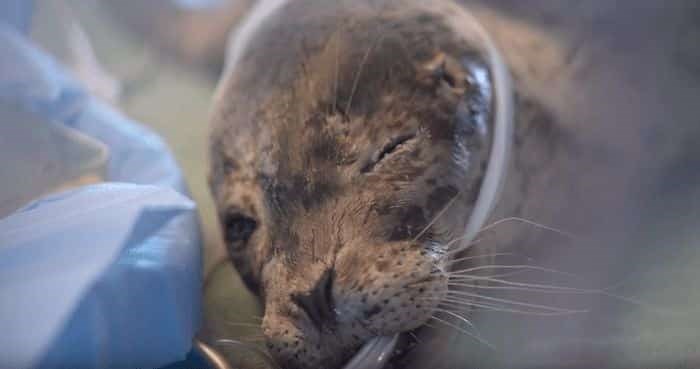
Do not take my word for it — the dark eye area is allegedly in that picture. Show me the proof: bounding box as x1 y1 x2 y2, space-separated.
224 212 258 246
361 133 416 173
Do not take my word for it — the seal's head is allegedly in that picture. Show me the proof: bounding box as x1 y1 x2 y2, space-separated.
209 1 494 368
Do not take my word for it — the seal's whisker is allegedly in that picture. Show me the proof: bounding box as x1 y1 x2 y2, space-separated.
345 32 385 115
432 307 490 348
428 315 495 349
434 296 585 316
224 321 264 329
466 306 582 315
238 334 267 343
440 297 506 310
446 216 577 256
333 36 340 114
430 295 581 314
344 0 397 116
442 295 582 314
215 338 281 369
299 40 314 99
436 296 511 312
443 252 522 266
446 278 669 314
445 282 589 293
436 268 532 279
447 276 595 293
435 299 586 317
442 234 482 253
432 307 477 329
478 216 577 240
447 264 581 279
464 269 533 279
331 25 342 115
444 289 588 313
413 189 464 242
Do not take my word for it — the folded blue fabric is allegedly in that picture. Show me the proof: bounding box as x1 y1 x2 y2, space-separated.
0 23 202 369
171 0 229 10
0 0 34 33
1 185 201 369
0 24 188 191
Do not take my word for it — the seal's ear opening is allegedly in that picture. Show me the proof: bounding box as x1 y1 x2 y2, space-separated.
417 52 471 93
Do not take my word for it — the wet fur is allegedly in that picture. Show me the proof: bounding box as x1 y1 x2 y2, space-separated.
206 0 700 368
208 0 572 368
208 1 502 368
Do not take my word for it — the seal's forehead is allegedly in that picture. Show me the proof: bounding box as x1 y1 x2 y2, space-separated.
211 0 491 210
300 11 471 86
223 1 476 97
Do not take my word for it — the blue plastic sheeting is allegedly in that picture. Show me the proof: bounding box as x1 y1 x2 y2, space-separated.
0 23 202 369
171 0 229 10
0 0 34 33
0 24 188 190
1 185 200 369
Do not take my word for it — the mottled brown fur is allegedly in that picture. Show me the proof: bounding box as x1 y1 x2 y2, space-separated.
209 1 504 368
205 0 696 368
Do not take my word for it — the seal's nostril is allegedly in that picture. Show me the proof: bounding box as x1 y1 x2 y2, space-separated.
292 269 336 329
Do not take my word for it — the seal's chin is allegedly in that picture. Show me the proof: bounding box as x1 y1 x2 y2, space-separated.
342 335 399 369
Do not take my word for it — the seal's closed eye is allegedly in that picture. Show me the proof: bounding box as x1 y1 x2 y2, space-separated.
224 212 257 247
361 133 417 173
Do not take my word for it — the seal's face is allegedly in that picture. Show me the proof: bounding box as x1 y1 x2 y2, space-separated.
209 4 492 368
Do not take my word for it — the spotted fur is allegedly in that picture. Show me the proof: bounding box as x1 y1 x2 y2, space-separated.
209 1 496 368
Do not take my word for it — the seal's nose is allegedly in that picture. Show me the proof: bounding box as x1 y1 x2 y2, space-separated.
291 269 336 329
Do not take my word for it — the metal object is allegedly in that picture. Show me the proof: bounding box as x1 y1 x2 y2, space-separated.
195 340 234 369
342 335 399 369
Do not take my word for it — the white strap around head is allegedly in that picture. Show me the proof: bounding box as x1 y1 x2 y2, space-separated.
459 8 514 249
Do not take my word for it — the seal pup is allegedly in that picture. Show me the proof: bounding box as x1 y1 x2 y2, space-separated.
209 0 511 367
208 0 697 368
